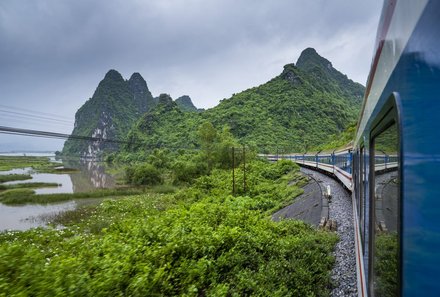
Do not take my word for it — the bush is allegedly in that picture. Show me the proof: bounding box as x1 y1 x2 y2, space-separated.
261 159 297 180
0 198 337 296
104 153 115 163
126 164 163 186
0 159 338 296
172 160 207 184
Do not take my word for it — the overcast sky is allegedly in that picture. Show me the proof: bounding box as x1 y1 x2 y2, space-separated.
0 0 382 151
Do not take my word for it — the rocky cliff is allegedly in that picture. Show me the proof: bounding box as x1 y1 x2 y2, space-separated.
62 70 154 157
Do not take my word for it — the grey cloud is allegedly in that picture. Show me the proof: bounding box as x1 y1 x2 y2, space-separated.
0 0 382 150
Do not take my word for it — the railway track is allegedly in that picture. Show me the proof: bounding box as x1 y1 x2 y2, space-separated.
301 168 357 297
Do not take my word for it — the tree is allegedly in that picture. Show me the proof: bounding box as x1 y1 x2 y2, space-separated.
215 125 238 168
198 121 217 172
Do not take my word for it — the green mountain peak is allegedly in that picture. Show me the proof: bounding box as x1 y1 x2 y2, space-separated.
156 94 177 112
280 63 303 86
175 95 198 112
124 47 365 153
103 69 125 82
296 47 332 71
65 47 365 156
296 48 364 104
128 72 156 113
63 70 157 157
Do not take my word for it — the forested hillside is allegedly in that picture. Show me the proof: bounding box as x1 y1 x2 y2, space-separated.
62 70 144 157
124 94 200 152
64 48 364 156
62 72 200 157
126 48 364 154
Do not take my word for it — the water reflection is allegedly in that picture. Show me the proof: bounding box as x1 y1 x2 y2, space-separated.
1 159 116 195
0 167 32 175
64 158 116 192
0 155 118 231
372 123 399 297
0 201 76 231
0 198 110 231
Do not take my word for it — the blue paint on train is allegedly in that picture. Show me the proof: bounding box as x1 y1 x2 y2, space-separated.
370 2 440 294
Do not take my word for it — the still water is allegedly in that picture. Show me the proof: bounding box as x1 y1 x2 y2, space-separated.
0 153 118 231
0 201 76 231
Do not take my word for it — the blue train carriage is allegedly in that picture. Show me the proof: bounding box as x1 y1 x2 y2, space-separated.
352 0 440 296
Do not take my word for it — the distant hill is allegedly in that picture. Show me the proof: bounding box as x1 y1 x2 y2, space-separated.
128 72 157 114
126 48 364 153
175 95 198 112
65 47 365 156
201 48 364 152
296 48 364 105
62 70 155 157
125 94 200 152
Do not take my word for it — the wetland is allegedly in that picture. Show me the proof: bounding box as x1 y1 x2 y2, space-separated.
0 154 136 231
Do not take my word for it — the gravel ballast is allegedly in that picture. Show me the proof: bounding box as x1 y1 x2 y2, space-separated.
300 167 357 297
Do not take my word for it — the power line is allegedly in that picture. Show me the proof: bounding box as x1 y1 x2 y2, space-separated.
0 104 74 121
0 125 200 151
0 109 73 125
0 125 126 143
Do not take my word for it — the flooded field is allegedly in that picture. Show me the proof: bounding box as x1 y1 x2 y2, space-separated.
0 153 119 231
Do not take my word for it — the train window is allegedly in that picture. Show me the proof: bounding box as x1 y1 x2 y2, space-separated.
371 122 400 297
360 146 365 250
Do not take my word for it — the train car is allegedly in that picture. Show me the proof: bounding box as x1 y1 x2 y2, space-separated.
352 0 440 296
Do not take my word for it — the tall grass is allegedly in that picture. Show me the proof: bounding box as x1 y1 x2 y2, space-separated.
0 174 32 183
0 188 145 205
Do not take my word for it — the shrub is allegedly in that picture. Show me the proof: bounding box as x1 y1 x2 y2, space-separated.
261 159 297 180
126 164 163 186
172 160 207 184
0 159 338 296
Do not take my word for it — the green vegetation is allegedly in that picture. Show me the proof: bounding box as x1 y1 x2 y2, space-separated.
0 155 77 174
0 156 54 172
374 233 399 296
203 59 362 153
175 95 198 112
313 122 356 151
177 159 308 215
121 121 248 192
2 48 363 295
0 156 337 296
0 188 145 205
63 48 364 157
375 123 398 154
62 72 205 157
0 182 59 191
0 174 31 183
296 48 364 101
63 70 139 155
124 94 200 152
121 48 364 156
125 163 163 186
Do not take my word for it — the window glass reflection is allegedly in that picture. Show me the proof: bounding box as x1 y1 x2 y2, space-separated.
373 123 399 297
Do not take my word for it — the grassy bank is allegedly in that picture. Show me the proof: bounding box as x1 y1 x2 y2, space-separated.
0 156 53 171
0 174 32 183
0 188 147 205
0 159 338 296
0 182 59 191
0 156 79 173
